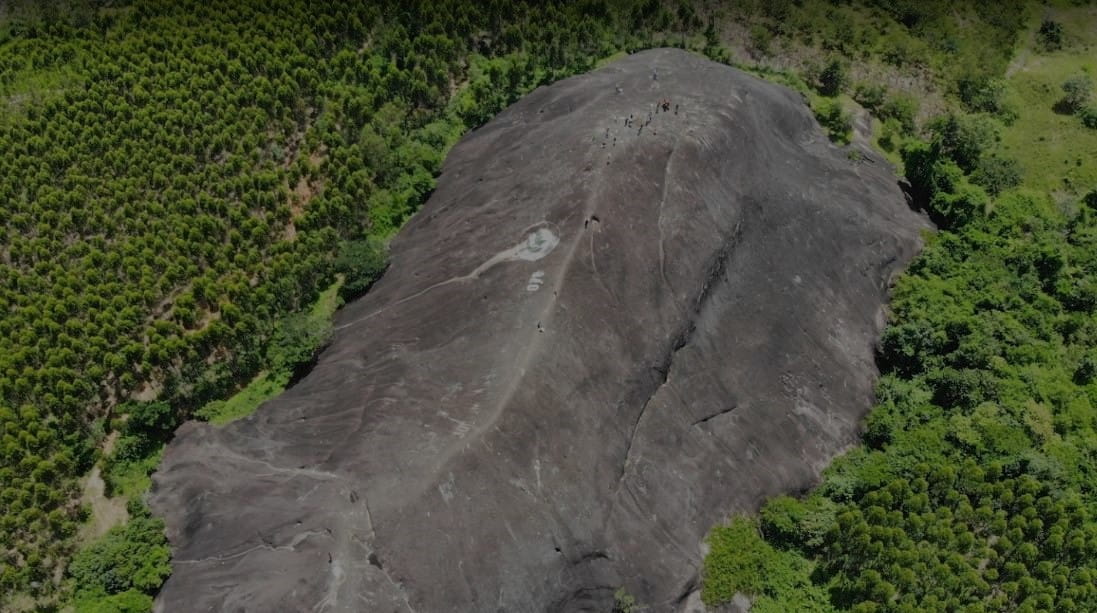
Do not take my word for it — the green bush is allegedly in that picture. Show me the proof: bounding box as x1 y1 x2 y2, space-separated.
73 589 154 613
971 155 1022 195
759 496 804 548
815 99 852 144
1075 350 1097 385
878 94 918 134
816 57 848 96
122 402 175 442
612 587 637 613
1059 74 1092 113
957 75 1015 121
1079 105 1097 129
749 24 774 55
900 138 990 228
758 495 836 553
853 82 887 112
929 178 990 231
928 113 998 173
704 518 773 602
1037 19 1063 51
876 118 903 152
68 507 170 603
266 311 333 378
703 517 835 611
333 237 389 301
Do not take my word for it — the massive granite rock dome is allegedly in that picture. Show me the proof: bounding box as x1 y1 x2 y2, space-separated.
151 48 927 612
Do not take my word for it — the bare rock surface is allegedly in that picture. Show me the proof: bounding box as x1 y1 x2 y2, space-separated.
150 48 927 612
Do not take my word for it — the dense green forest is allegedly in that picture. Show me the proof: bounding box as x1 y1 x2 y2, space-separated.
701 3 1097 613
0 0 1093 611
0 1 694 609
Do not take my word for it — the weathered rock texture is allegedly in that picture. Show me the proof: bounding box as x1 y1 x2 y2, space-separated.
151 48 927 612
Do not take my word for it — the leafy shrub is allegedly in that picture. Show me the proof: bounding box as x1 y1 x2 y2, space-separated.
878 94 918 134
878 319 947 376
928 113 998 173
704 518 773 601
881 36 919 67
853 82 887 112
703 517 835 610
928 179 990 232
957 74 1015 121
901 136 996 228
68 506 170 602
73 589 153 613
749 24 774 55
875 118 903 152
1037 19 1063 51
1059 74 1092 113
1075 350 1097 385
1084 190 1097 211
926 367 996 409
123 402 175 442
971 155 1022 195
816 57 848 96
100 402 177 473
612 587 637 613
815 99 852 144
333 237 389 301
1079 105 1097 129
759 495 837 553
266 311 332 378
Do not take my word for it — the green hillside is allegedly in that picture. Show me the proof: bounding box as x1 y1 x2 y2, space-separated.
701 3 1097 612
1 1 1093 611
0 1 663 607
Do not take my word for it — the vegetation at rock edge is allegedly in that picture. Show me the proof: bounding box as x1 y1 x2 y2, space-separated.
1 1 1094 611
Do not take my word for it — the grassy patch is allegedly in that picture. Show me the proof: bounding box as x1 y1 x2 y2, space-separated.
999 7 1097 196
194 370 291 426
594 50 629 69
309 275 344 320
102 446 162 501
195 277 343 426
0 66 81 119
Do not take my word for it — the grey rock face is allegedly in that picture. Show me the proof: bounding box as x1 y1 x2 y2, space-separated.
150 49 927 612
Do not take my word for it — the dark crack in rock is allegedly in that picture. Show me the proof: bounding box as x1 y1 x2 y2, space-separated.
150 48 928 613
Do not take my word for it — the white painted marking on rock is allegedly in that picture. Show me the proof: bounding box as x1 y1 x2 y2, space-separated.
335 226 561 331
526 270 546 292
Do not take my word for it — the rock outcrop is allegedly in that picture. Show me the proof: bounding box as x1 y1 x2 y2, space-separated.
151 48 927 612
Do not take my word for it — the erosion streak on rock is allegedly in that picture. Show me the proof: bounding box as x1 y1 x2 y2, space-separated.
656 139 680 294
